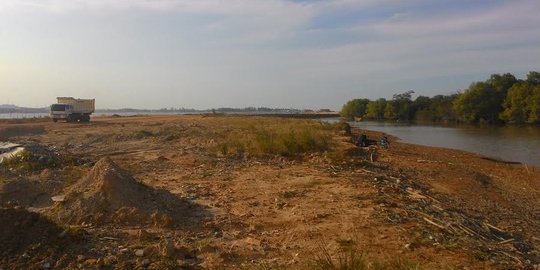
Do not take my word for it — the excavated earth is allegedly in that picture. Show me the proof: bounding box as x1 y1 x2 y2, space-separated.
1 115 539 269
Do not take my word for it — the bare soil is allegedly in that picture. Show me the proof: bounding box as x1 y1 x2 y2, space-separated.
1 115 539 269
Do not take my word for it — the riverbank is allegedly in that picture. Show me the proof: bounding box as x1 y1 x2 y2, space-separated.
352 121 540 168
1 115 539 269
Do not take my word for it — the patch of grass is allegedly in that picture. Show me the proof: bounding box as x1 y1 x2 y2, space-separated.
208 116 336 157
134 129 155 139
309 244 368 270
308 240 424 270
157 124 185 139
0 125 45 140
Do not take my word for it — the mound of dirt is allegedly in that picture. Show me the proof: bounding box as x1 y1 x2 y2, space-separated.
0 207 65 256
53 157 199 227
0 178 54 207
0 207 85 268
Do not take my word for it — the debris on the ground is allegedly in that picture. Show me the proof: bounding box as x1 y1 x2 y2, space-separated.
0 142 24 163
51 195 66 202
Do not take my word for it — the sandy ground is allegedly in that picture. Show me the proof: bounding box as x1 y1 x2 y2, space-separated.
1 115 539 269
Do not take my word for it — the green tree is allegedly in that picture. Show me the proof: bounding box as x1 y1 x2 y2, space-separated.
453 82 501 124
412 96 432 122
488 73 517 96
527 85 540 123
340 98 370 119
384 102 397 119
365 98 387 120
500 82 531 123
413 96 431 112
430 94 458 122
392 90 415 121
338 71 538 125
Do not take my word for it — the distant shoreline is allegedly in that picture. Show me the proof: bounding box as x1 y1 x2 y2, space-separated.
0 112 340 122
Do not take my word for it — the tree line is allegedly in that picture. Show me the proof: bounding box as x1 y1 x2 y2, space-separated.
340 71 540 124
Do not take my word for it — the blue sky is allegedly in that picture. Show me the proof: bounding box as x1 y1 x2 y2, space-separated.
1 0 539 110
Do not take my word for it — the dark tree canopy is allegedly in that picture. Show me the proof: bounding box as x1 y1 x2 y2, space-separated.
340 71 540 125
453 82 502 124
527 71 540 86
365 98 387 120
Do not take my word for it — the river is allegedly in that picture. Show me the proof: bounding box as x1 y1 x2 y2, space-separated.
348 121 540 168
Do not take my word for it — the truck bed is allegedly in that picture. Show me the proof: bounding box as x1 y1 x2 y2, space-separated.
57 97 95 113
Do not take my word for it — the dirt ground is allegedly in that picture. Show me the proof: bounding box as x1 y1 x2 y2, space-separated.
1 115 539 269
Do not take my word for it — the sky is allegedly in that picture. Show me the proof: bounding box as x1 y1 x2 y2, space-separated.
1 0 539 110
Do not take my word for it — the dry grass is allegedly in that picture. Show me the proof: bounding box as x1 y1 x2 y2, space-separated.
310 244 368 270
0 125 46 140
307 241 423 270
206 116 336 157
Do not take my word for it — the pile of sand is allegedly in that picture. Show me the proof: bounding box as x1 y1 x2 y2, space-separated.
52 157 194 227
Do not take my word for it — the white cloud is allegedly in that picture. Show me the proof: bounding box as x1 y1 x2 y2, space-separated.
0 0 317 43
364 0 540 38
0 0 314 15
289 0 540 79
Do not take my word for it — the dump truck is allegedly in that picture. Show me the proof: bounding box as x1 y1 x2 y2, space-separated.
50 97 95 122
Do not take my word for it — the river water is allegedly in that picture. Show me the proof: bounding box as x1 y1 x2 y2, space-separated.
348 121 540 168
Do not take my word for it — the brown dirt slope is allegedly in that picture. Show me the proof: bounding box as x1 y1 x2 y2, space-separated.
52 157 207 227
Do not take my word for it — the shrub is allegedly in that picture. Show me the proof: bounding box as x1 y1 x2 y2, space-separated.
336 121 351 135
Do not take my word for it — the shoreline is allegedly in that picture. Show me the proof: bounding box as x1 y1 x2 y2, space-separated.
352 121 540 169
364 127 536 167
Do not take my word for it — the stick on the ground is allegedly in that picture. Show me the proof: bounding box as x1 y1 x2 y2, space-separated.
423 217 446 230
485 222 506 233
498 238 515 245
